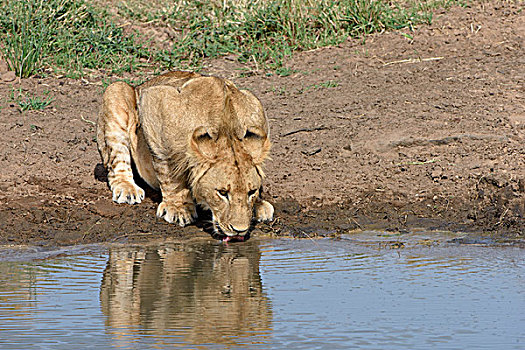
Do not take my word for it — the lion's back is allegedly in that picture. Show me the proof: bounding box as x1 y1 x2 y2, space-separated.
136 71 202 92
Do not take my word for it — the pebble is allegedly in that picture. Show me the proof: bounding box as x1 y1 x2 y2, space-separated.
0 60 8 73
1 71 16 82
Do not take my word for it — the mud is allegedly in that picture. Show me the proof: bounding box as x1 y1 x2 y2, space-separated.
0 1 523 246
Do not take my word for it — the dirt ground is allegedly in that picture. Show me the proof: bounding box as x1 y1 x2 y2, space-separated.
0 1 523 246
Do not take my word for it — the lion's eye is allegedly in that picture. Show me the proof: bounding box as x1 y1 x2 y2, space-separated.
248 189 257 197
217 189 229 199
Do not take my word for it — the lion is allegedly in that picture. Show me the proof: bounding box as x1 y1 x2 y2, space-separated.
100 241 272 345
97 71 274 241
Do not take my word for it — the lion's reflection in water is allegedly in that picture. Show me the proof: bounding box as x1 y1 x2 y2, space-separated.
100 239 272 347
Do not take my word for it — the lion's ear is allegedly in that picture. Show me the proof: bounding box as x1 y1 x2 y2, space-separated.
243 127 271 164
190 126 219 161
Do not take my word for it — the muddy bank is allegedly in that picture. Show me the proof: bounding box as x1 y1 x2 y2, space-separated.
0 1 523 246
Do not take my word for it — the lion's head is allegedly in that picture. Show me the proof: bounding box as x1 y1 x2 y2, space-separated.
189 122 270 240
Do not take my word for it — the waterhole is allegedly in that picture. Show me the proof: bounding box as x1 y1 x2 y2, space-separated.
0 232 523 349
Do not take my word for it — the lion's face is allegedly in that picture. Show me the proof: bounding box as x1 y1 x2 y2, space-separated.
187 93 271 240
193 159 263 239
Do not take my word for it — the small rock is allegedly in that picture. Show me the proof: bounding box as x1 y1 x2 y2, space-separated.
301 147 321 156
1 71 16 82
94 163 108 182
518 179 524 193
0 60 8 73
91 199 125 218
431 169 443 179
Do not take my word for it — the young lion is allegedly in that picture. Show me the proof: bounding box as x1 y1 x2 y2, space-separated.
97 71 274 241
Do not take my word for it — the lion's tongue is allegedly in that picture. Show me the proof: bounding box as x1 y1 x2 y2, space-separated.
222 235 245 243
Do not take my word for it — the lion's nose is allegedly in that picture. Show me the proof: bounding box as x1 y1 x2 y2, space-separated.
229 225 248 235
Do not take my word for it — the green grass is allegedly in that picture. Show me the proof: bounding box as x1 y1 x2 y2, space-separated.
18 94 54 111
297 79 340 93
0 0 462 78
275 67 297 77
269 85 288 95
119 0 449 70
0 0 152 78
10 88 54 111
316 80 340 89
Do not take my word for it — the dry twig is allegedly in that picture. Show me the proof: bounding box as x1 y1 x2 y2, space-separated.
383 56 444 66
281 126 328 137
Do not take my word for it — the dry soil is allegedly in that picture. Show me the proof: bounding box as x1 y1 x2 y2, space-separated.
0 1 523 246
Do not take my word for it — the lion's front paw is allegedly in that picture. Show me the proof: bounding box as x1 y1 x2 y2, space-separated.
156 201 197 226
255 200 274 222
111 181 145 204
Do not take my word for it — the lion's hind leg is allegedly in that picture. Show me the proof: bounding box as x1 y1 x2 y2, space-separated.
97 82 145 204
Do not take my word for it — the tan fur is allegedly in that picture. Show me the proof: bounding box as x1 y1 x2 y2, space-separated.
97 71 273 237
100 244 271 343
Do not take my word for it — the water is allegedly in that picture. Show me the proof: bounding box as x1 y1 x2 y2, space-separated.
0 233 523 349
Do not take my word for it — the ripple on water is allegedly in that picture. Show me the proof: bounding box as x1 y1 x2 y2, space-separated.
0 235 523 350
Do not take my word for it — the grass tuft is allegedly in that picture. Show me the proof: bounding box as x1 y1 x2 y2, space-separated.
0 0 462 77
0 0 151 78
131 0 447 70
18 94 54 111
10 88 54 111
